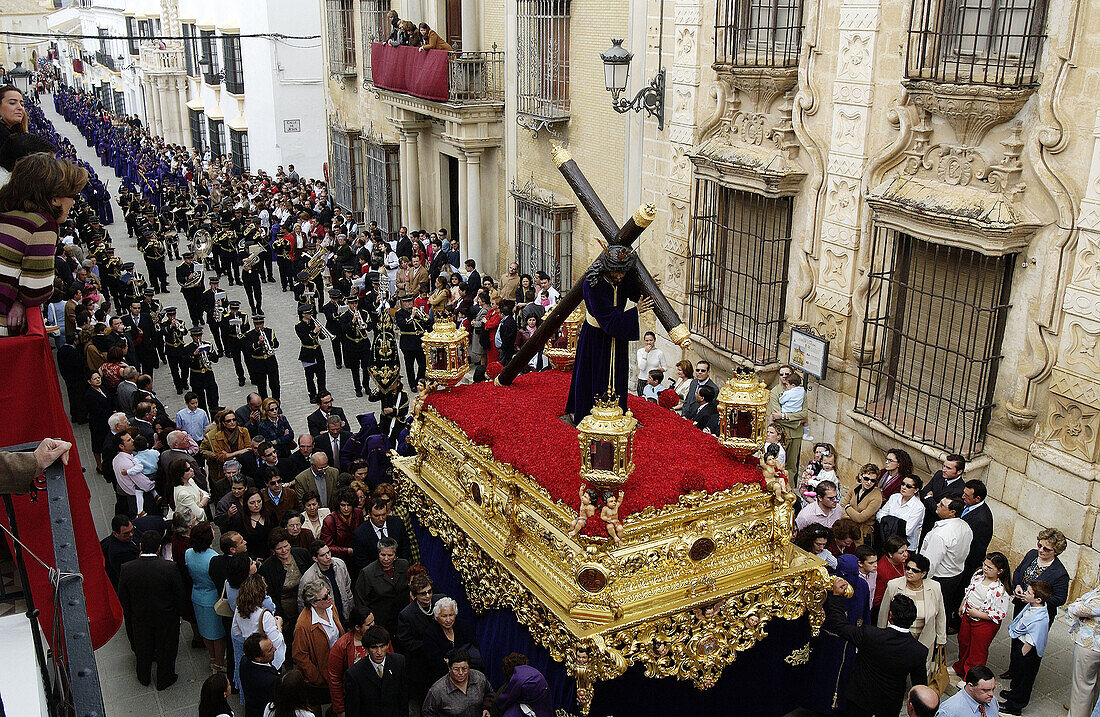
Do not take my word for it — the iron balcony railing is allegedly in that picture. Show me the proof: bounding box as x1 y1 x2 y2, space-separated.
0 440 104 717
93 51 116 72
448 49 505 104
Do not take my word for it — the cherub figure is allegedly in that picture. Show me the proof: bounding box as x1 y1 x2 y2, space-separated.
601 489 625 545
568 485 599 537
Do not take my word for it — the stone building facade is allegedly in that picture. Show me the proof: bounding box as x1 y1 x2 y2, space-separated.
321 0 1100 593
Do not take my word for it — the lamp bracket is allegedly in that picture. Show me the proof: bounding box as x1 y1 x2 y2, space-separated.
609 69 665 130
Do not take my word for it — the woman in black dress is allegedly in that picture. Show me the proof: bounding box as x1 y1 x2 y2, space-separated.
84 370 112 472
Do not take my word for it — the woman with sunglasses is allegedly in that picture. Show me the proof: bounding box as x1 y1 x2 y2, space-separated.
842 463 883 547
256 397 295 460
1004 527 1071 678
877 552 947 675
202 409 252 492
876 474 926 551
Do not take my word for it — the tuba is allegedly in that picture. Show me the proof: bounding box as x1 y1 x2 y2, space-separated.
242 244 265 272
304 248 331 281
191 228 214 262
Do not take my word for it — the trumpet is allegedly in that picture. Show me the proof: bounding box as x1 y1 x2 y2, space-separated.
259 329 275 358
197 341 214 371
315 321 335 341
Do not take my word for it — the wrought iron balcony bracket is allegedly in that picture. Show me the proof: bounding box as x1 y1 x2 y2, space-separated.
609 69 665 130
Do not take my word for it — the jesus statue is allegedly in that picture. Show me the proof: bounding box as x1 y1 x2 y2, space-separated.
565 244 654 423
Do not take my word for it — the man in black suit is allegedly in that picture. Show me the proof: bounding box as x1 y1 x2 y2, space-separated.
117 530 187 689
826 587 928 716
288 433 315 478
306 391 349 437
238 634 279 717
681 360 718 422
315 413 353 471
690 384 720 434
919 454 966 540
235 393 264 437
100 514 139 592
345 626 408 717
351 499 411 573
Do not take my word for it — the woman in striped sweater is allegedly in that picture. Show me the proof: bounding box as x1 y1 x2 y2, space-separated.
0 152 87 335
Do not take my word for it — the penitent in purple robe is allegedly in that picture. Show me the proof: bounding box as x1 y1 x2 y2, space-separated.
565 273 641 423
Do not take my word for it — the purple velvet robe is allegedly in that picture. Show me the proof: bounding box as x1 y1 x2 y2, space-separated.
565 273 641 423
498 665 554 717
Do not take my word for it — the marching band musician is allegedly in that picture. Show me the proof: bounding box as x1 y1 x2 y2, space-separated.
321 289 346 370
213 219 237 285
295 304 328 404
245 313 281 401
340 293 372 398
186 324 220 413
293 270 317 313
200 276 226 356
139 227 169 293
219 300 251 388
273 226 295 291
161 306 189 395
101 245 124 313
241 238 264 315
176 250 205 326
246 217 274 283
394 293 429 389
121 298 160 376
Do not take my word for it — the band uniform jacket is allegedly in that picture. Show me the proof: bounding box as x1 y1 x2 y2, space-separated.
340 308 372 355
344 652 408 717
394 308 429 352
246 326 279 361
295 318 326 362
220 312 251 351
175 261 202 292
825 595 927 715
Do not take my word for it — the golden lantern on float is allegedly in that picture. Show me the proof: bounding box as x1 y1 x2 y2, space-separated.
545 304 586 371
716 369 770 459
422 314 470 389
576 395 638 490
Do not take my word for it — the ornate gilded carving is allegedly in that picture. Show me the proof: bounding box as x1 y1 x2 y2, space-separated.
397 406 829 713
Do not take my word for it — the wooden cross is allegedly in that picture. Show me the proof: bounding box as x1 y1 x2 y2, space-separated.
498 143 692 386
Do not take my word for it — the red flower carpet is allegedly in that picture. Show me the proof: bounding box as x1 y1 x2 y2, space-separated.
425 371 763 521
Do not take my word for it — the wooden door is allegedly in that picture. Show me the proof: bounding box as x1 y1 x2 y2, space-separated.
446 0 462 48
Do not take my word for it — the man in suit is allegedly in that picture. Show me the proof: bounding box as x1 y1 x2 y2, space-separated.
315 413 353 471
288 433 315 478
117 530 187 689
826 586 928 716
919 454 967 541
306 391 349 437
681 360 719 422
100 514 139 592
238 634 279 717
690 384 720 434
234 393 264 437
959 478 995 631
345 626 408 717
294 452 340 509
159 429 209 492
351 500 412 573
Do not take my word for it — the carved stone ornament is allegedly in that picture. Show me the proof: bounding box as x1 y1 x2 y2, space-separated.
903 79 1036 147
690 85 806 197
716 66 798 113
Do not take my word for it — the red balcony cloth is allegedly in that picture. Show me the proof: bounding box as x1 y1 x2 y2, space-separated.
0 307 123 648
370 43 449 102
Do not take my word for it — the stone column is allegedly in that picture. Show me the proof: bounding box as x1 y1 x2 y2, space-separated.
457 152 468 252
151 78 165 137
460 1 479 52
176 77 188 145
142 79 156 133
464 148 483 270
403 129 423 230
397 133 410 229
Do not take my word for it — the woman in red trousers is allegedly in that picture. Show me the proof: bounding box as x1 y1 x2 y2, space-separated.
953 552 1013 677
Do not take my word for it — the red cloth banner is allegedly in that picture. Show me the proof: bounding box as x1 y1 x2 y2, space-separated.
0 308 123 648
370 43 450 102
72 58 84 75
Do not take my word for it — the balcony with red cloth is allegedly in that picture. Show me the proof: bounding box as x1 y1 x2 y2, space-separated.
367 42 504 108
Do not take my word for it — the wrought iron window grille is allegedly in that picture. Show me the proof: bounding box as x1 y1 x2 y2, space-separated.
512 178 575 289
363 130 401 241
326 0 358 77
715 0 804 69
517 0 571 136
906 0 1048 87
855 228 1014 457
330 127 365 220
189 109 206 152
688 179 792 365
208 118 226 158
222 35 245 94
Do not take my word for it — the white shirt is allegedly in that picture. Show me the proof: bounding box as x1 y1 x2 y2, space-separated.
876 493 927 550
311 605 339 647
920 517 973 579
636 346 667 376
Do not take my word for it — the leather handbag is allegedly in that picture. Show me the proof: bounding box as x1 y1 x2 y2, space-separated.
928 644 951 696
213 583 233 618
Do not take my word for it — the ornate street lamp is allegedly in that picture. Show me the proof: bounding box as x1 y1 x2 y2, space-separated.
9 62 33 98
599 39 665 130
545 304 586 371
